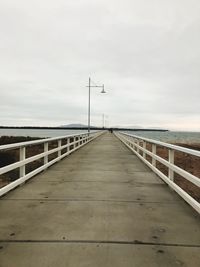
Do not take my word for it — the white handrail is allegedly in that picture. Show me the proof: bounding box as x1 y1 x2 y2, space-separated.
0 131 104 197
119 132 200 157
115 131 200 214
0 132 99 151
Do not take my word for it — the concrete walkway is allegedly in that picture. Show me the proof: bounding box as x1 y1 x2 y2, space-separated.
0 133 199 267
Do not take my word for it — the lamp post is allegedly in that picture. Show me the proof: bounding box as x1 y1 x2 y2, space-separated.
102 114 105 129
87 77 106 133
103 114 109 128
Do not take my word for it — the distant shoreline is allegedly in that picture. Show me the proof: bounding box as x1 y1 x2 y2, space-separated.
0 126 169 132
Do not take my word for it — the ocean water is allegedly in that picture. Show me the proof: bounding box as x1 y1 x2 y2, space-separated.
0 128 90 138
0 128 200 144
125 131 200 144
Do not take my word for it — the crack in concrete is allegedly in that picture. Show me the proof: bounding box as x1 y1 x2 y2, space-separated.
0 239 199 248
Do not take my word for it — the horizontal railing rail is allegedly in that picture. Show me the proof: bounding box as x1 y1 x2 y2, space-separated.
115 131 200 214
0 131 104 197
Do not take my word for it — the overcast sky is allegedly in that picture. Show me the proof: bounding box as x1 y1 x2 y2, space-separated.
0 0 200 130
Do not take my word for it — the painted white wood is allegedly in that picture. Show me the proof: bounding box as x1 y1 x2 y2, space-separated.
115 131 200 214
0 131 104 197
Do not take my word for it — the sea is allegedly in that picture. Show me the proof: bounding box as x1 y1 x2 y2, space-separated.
0 128 200 144
0 128 90 138
125 131 200 144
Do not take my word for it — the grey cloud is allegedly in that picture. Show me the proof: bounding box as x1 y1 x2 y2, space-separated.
0 0 200 130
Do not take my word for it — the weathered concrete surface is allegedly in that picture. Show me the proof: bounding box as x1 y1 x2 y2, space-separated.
0 133 199 266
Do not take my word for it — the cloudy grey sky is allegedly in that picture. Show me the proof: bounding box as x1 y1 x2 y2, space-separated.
0 0 200 130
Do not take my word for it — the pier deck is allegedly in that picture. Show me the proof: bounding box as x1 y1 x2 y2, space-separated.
0 133 199 266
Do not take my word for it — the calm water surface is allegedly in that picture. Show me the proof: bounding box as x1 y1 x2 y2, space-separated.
125 131 200 143
0 128 90 138
0 129 200 144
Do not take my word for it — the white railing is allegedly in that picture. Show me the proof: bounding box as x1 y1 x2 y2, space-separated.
0 131 104 197
115 131 200 214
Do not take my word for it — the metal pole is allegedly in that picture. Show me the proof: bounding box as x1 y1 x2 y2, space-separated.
88 77 91 133
102 114 105 128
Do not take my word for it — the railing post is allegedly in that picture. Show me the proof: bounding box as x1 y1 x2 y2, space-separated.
44 142 48 165
130 137 133 148
143 141 146 159
79 136 82 146
127 136 130 146
152 144 156 167
137 140 140 153
78 136 81 146
133 139 136 151
168 149 175 181
19 146 26 177
66 138 70 153
58 140 62 157
81 136 83 145
73 137 76 149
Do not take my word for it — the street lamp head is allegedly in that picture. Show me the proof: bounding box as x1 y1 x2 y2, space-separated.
101 85 106 94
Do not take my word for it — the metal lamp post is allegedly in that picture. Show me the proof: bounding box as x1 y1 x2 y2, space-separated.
87 77 106 133
102 114 109 128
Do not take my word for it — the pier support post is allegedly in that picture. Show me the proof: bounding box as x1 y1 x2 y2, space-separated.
58 140 62 158
152 144 156 167
44 142 48 165
67 138 70 153
168 149 175 181
19 147 26 177
143 141 146 159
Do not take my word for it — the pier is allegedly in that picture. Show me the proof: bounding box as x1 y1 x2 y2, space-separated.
0 132 199 266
